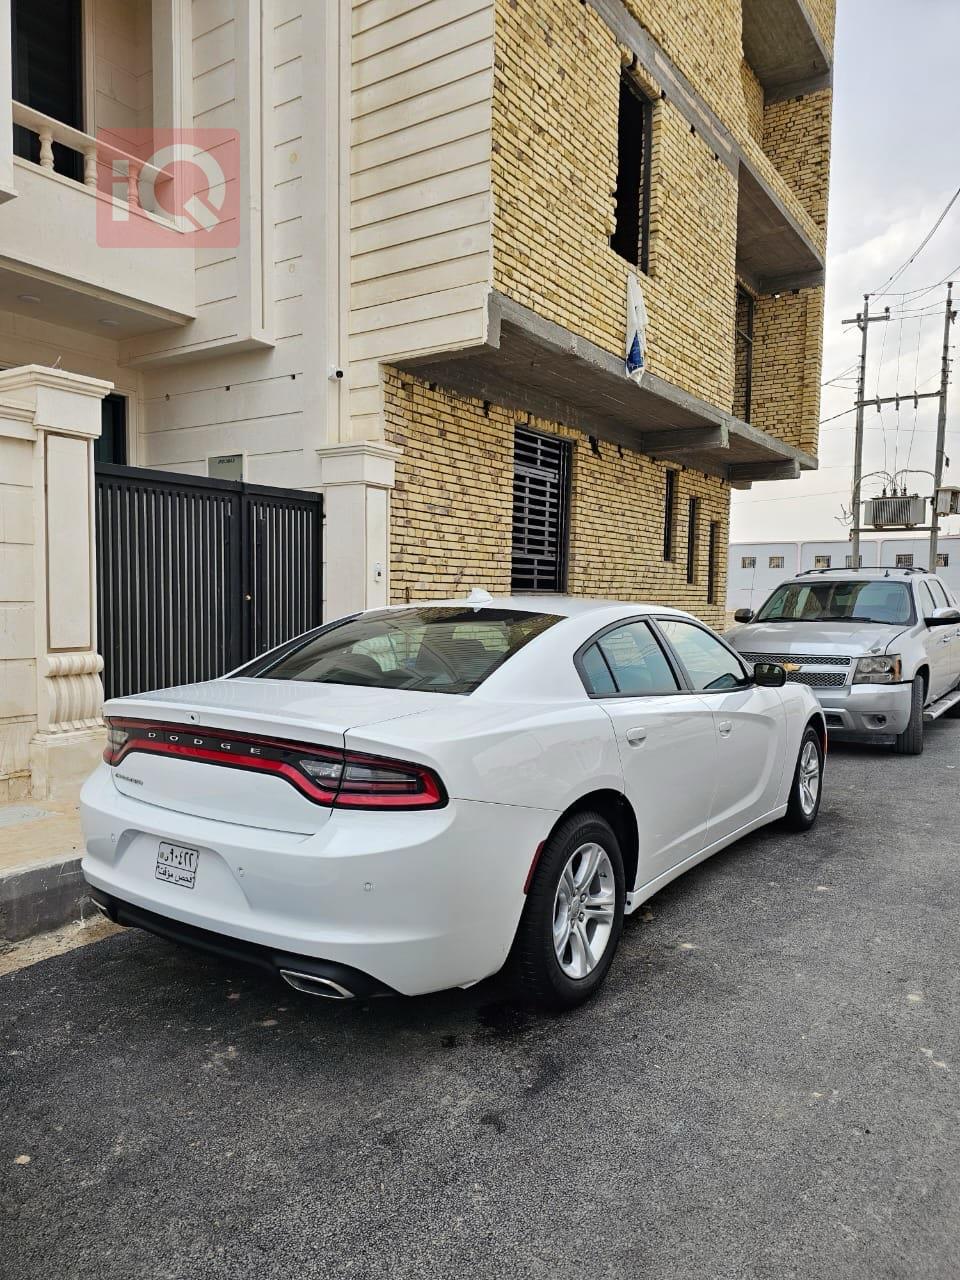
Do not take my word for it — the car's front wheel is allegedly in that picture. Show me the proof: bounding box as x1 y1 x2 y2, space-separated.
511 812 625 1010
784 725 824 830
894 676 925 755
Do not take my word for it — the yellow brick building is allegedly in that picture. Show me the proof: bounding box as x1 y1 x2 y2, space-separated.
345 0 835 629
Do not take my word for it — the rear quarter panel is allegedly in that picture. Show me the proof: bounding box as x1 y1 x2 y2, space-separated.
344 699 624 812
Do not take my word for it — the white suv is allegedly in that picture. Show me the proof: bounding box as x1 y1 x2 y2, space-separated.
727 568 960 755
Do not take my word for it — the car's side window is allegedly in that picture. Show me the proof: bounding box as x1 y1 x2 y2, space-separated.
581 622 679 697
580 643 618 695
658 618 748 692
928 578 950 609
918 581 939 616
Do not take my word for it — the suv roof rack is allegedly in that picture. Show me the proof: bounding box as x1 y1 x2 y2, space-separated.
796 565 928 576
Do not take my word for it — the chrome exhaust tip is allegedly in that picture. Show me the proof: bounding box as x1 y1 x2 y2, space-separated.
279 969 355 1000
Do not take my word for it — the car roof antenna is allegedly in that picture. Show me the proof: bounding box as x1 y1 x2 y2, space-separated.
466 587 494 603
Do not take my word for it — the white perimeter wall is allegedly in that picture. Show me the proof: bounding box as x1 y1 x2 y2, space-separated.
728 538 960 611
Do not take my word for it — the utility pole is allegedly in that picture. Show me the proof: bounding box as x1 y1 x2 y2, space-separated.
843 294 889 567
928 281 955 572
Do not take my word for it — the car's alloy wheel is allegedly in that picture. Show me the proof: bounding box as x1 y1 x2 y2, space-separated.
797 739 821 817
784 725 824 830
511 812 625 1010
552 842 616 979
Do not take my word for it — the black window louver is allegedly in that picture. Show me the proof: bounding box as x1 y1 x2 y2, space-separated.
511 428 571 592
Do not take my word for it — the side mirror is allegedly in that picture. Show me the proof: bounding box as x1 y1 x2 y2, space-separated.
734 608 754 624
925 607 960 627
753 661 787 688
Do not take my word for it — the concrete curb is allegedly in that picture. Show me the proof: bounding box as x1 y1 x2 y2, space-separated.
0 855 91 945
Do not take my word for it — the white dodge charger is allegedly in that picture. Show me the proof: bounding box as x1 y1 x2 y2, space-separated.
81 595 826 1009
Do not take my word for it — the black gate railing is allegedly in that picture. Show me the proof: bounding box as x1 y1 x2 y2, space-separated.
95 464 323 700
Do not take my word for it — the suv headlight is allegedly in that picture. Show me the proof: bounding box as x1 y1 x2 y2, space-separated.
853 654 902 684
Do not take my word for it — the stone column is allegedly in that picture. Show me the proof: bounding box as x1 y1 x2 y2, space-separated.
0 366 113 801
316 440 400 620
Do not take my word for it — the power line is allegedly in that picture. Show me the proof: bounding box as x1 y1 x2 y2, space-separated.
871 185 960 296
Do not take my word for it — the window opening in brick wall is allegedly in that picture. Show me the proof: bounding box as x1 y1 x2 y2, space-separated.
511 428 571 592
734 287 755 423
686 497 700 585
611 74 652 271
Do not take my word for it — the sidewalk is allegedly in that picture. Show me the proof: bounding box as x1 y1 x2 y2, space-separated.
0 790 90 945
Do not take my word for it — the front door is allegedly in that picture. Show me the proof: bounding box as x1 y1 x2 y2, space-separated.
580 619 716 887
656 617 786 842
919 579 954 700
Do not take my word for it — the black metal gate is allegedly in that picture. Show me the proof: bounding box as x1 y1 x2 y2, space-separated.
95 464 323 700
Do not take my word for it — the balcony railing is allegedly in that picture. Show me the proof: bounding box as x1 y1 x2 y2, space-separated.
12 101 176 226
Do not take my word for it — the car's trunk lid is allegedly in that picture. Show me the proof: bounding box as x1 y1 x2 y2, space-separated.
105 678 452 833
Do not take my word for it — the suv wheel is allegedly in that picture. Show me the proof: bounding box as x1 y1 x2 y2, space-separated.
894 676 925 756
784 725 824 830
511 812 625 1010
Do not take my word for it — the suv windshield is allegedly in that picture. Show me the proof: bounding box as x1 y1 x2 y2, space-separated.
756 579 915 625
246 607 561 694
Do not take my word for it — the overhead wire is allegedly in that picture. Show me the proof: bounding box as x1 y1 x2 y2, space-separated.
906 311 925 472
870 185 960 297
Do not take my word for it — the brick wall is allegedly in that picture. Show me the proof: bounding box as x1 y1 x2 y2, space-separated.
763 89 832 232
624 0 752 145
804 0 837 53
492 0 738 414
750 288 823 454
384 370 730 629
740 60 764 144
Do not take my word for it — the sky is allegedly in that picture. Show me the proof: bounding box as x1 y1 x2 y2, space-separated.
731 0 960 545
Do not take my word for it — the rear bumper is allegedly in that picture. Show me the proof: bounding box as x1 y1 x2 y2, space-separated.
80 764 553 997
89 888 396 998
813 681 913 739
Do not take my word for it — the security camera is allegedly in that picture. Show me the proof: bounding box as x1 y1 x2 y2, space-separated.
328 366 345 381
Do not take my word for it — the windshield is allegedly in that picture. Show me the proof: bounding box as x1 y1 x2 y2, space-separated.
247 607 561 694
756 579 915 625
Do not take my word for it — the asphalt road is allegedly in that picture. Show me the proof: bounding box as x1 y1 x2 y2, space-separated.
3 722 960 1280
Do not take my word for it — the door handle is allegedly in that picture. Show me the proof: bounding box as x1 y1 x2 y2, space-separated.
625 727 647 746
718 720 733 737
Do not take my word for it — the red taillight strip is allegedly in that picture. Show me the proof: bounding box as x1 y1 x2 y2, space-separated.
120 737 340 805
104 718 447 811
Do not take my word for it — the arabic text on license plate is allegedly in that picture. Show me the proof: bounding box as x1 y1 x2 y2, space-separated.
156 841 199 889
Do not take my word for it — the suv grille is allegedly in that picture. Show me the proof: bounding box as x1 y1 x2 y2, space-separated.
786 671 847 689
740 652 851 667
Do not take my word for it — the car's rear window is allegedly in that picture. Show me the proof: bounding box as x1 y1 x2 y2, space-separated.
249 607 562 694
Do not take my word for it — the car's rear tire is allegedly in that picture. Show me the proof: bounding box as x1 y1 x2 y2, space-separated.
894 676 925 755
510 812 625 1011
783 725 823 831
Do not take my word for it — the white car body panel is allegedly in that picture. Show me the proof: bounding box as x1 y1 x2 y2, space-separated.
81 595 824 997
702 684 787 840
596 693 715 873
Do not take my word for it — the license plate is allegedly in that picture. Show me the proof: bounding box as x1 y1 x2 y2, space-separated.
155 841 199 889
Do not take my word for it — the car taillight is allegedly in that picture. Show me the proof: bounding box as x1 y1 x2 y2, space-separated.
103 718 446 810
103 723 130 764
332 752 445 809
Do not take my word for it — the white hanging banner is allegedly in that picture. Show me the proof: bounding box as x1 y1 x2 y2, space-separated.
625 272 648 385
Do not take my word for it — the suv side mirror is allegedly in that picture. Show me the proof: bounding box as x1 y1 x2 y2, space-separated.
753 662 787 688
926 607 960 627
734 608 754 623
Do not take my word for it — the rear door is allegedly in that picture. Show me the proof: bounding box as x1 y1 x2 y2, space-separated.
927 577 960 693
579 619 715 885
655 617 786 842
918 580 953 699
